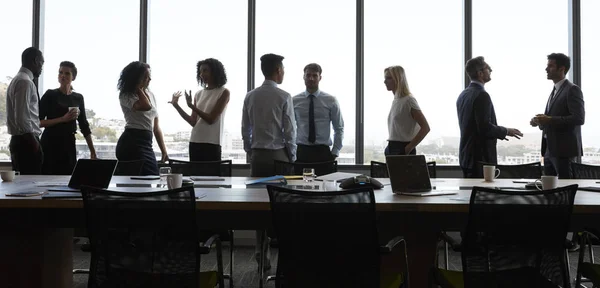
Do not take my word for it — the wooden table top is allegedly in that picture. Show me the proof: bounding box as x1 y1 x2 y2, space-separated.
1 176 600 213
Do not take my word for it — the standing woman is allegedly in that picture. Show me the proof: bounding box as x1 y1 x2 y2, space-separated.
116 61 168 175
384 65 431 155
39 61 97 175
170 58 230 161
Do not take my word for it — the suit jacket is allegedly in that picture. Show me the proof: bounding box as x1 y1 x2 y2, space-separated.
456 83 507 171
540 79 585 158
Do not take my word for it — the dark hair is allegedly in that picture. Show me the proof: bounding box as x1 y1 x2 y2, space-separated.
547 53 571 73
260 53 284 77
197 58 227 88
465 56 486 80
303 63 322 75
21 47 42 66
60 61 78 79
117 61 150 94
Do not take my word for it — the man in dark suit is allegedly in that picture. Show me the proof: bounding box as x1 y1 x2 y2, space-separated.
531 53 584 179
457 56 522 178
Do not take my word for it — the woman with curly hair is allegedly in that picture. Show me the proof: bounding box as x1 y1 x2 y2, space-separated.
170 58 230 161
116 61 168 175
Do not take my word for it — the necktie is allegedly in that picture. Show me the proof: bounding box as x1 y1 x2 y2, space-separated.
308 94 316 143
545 87 556 113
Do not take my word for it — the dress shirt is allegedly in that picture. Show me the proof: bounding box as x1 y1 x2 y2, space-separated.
553 78 567 96
242 80 297 161
6 67 42 136
293 90 344 156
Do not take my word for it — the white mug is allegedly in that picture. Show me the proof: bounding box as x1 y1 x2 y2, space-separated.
0 170 20 182
166 173 183 189
535 175 558 190
483 165 501 182
68 106 80 115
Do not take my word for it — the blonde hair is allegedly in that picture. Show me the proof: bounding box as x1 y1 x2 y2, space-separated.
384 65 411 97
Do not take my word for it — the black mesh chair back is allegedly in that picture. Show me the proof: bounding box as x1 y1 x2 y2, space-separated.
168 159 232 176
370 160 436 178
81 186 200 288
113 159 145 176
266 185 380 288
273 160 337 176
571 162 600 179
462 185 578 288
480 162 542 179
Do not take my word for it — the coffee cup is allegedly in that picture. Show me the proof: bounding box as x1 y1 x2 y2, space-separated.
166 173 183 189
534 175 558 190
0 170 20 182
483 165 501 182
69 106 80 115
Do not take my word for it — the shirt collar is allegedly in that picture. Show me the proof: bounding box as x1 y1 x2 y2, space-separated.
304 89 321 97
470 80 485 88
262 79 278 87
19 67 34 80
554 78 567 91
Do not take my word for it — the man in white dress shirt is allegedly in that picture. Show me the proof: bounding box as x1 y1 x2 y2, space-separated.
6 47 45 174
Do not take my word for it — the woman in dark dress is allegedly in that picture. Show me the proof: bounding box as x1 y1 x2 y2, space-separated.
115 61 169 175
39 61 97 175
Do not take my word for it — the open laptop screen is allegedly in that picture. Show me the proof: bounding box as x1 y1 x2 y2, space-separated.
385 155 432 193
68 159 118 189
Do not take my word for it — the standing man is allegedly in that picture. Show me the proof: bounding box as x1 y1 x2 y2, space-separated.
242 53 296 269
6 47 45 174
531 53 584 179
293 63 344 163
457 56 522 178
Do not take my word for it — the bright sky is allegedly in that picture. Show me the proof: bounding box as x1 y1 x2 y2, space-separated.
1 0 598 152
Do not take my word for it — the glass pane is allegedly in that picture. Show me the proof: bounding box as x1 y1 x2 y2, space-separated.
255 0 356 164
149 0 247 163
581 0 600 164
0 0 32 160
473 0 568 165
42 0 139 159
364 0 463 164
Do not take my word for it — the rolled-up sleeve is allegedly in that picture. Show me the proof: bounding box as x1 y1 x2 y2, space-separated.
241 94 252 152
283 94 297 161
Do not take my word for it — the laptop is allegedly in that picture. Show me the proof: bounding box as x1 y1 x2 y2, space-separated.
386 155 457 196
44 159 118 192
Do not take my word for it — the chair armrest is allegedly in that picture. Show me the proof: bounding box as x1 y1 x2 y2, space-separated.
440 231 462 251
199 234 220 254
380 236 405 254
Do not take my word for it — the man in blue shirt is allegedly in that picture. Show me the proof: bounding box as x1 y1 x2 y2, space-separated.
292 63 344 163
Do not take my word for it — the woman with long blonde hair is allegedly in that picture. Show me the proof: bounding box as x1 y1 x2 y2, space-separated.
383 65 430 155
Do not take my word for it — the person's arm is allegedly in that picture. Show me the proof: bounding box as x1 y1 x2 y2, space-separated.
405 108 430 154
12 80 40 151
132 88 152 111
169 91 196 126
39 90 76 128
330 98 344 157
76 95 96 159
187 89 230 125
153 117 169 163
473 92 508 139
241 95 252 153
283 95 297 162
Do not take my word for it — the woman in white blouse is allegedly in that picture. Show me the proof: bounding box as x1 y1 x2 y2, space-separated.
170 58 230 161
384 65 431 155
115 61 169 175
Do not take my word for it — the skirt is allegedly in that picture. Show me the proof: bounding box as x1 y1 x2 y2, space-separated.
116 128 159 175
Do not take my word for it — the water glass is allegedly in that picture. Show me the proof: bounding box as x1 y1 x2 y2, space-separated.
302 168 315 182
159 166 172 184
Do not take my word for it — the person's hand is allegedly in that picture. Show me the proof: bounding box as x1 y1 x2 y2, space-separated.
404 144 415 154
530 117 539 127
62 109 78 122
535 114 552 125
161 154 169 163
169 91 182 106
90 152 97 160
185 90 194 108
507 128 523 139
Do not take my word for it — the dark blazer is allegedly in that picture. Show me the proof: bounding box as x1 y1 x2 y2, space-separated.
540 79 585 158
456 83 507 171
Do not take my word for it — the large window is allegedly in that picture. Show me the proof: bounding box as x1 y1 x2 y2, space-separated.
149 0 247 163
364 0 463 164
473 0 568 165
0 0 32 159
581 0 600 163
255 0 356 164
42 0 139 159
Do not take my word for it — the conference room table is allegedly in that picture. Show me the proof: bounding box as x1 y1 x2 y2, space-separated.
2 176 600 288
